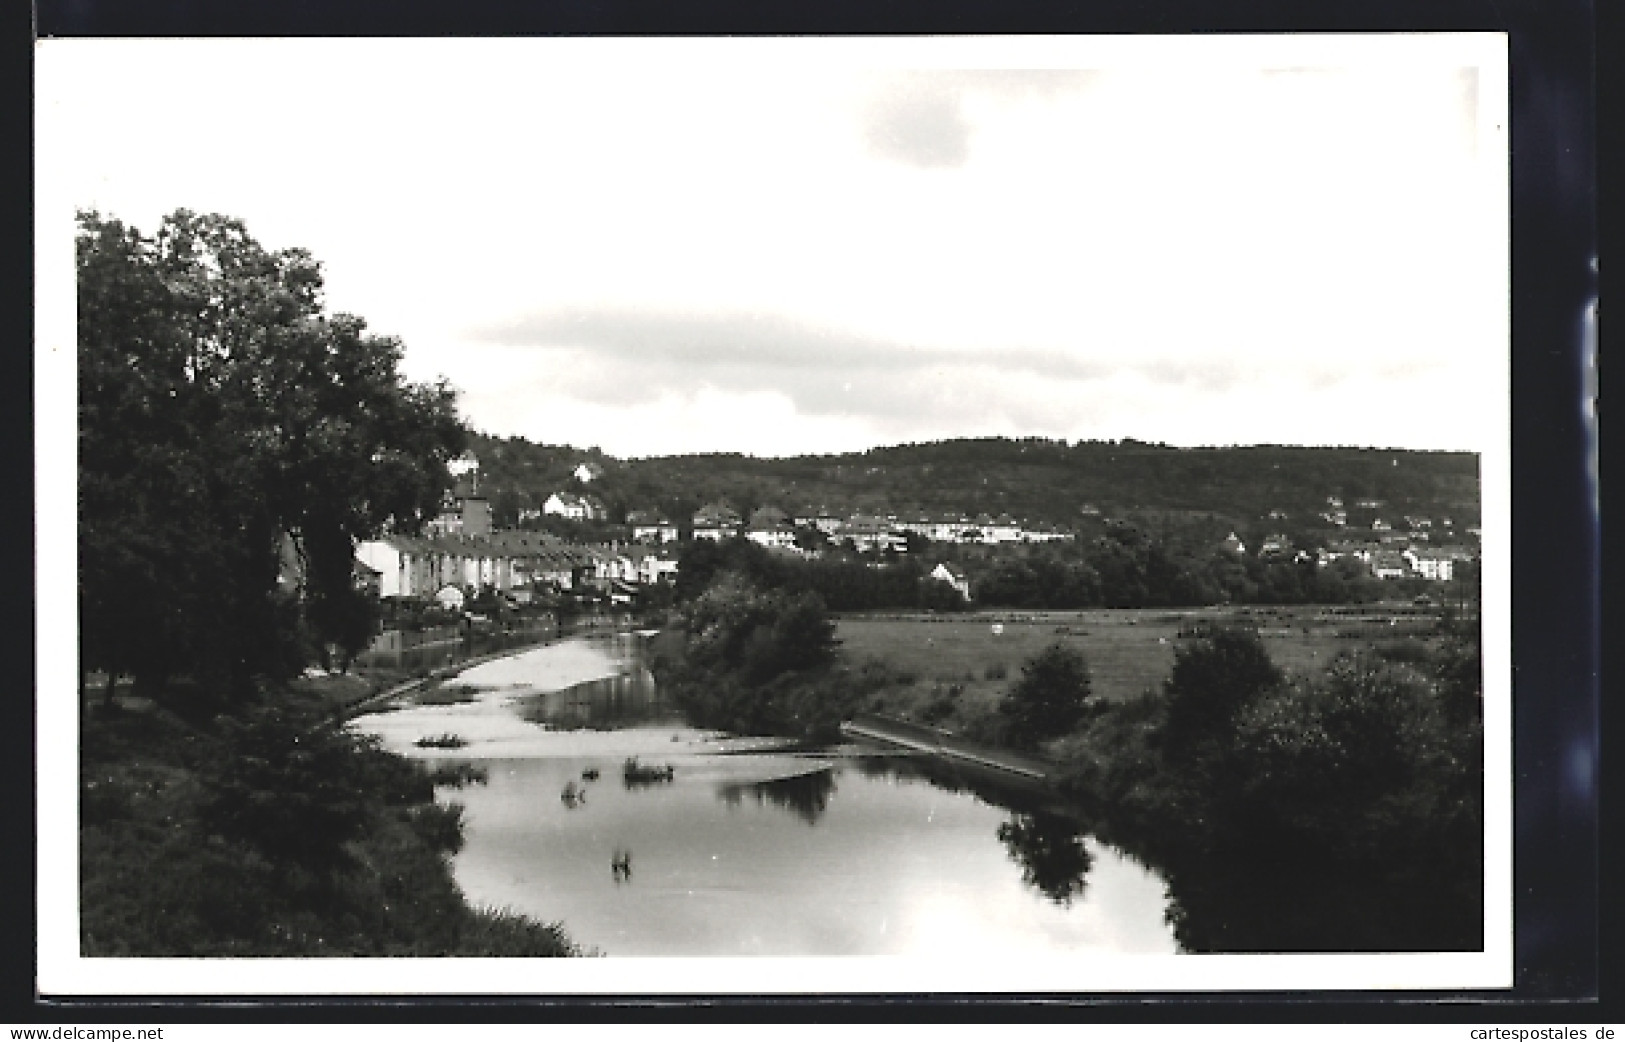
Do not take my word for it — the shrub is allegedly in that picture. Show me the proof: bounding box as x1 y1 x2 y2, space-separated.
997 644 1095 751
426 762 488 788
1159 626 1283 765
406 802 466 854
198 709 379 874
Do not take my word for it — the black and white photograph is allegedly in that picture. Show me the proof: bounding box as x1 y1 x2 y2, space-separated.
36 34 1513 995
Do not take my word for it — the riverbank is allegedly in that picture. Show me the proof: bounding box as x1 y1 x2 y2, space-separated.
831 603 1452 735
79 676 588 956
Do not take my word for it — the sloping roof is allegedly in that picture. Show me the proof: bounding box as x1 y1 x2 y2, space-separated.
748 505 791 530
694 502 740 525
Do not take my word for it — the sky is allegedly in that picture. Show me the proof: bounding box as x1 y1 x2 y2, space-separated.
36 36 1508 458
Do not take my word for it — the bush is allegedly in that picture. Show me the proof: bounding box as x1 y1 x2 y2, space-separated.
1159 626 1283 765
198 709 381 874
406 802 467 854
997 644 1095 751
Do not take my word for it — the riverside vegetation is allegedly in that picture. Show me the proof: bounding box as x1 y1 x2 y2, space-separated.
80 687 582 955
651 564 1485 952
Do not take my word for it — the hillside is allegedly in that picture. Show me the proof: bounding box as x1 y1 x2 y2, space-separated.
469 434 1480 545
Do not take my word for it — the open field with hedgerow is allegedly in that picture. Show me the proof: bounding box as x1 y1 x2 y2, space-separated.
833 602 1449 727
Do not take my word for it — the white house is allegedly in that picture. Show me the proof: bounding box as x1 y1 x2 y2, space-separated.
627 510 679 543
638 553 680 585
843 515 907 552
930 561 972 600
1259 533 1292 557
983 514 1023 543
746 506 797 549
544 492 604 521
573 462 605 483
692 503 742 541
1370 550 1411 579
1405 546 1473 581
1021 526 1070 543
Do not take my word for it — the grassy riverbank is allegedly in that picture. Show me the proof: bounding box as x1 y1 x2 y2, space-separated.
832 604 1448 733
80 676 585 957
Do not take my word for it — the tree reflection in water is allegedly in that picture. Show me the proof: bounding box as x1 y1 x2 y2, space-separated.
716 767 838 825
997 812 1095 906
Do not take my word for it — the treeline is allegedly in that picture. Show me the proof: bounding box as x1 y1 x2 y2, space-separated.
664 529 1385 614
671 539 968 613
470 431 1481 534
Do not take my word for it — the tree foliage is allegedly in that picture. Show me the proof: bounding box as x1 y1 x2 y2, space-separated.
997 812 1095 906
652 572 850 740
998 643 1096 751
1158 626 1285 766
1057 624 1485 951
78 210 468 698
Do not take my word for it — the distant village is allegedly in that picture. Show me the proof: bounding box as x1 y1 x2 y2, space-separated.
344 453 1481 613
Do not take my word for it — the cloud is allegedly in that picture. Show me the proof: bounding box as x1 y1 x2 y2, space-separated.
863 88 972 170
858 70 1099 170
468 306 1447 449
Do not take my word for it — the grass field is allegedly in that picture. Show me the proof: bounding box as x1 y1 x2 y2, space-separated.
833 603 1446 727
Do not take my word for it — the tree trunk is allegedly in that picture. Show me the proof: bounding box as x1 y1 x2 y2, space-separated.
103 671 118 709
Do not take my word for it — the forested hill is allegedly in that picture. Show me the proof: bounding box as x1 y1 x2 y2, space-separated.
469 434 1480 536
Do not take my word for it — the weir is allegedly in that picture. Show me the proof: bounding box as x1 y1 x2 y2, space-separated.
840 714 1054 785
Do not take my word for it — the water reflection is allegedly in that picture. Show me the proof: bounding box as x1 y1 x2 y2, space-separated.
621 756 678 789
357 635 1179 956
997 812 1095 907
716 767 839 825
519 668 680 731
1146 842 1483 953
850 753 1067 818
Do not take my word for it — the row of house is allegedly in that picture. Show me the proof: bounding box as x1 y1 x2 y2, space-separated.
1318 541 1477 581
624 502 1072 550
355 530 680 605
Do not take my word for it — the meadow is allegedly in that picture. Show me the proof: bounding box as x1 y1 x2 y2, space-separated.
833 603 1444 725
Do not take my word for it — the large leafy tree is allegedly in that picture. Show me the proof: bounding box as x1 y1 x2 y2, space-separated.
78 210 468 699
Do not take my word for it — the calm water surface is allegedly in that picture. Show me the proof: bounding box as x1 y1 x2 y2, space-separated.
354 633 1176 957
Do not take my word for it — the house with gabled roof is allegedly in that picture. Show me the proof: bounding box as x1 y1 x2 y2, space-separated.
627 509 679 543
1259 533 1292 557
843 514 907 552
1369 550 1411 579
544 491 605 521
746 505 797 549
692 502 742 541
426 476 492 537
930 561 972 600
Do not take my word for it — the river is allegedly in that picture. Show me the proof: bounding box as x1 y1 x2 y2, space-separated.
352 632 1177 957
